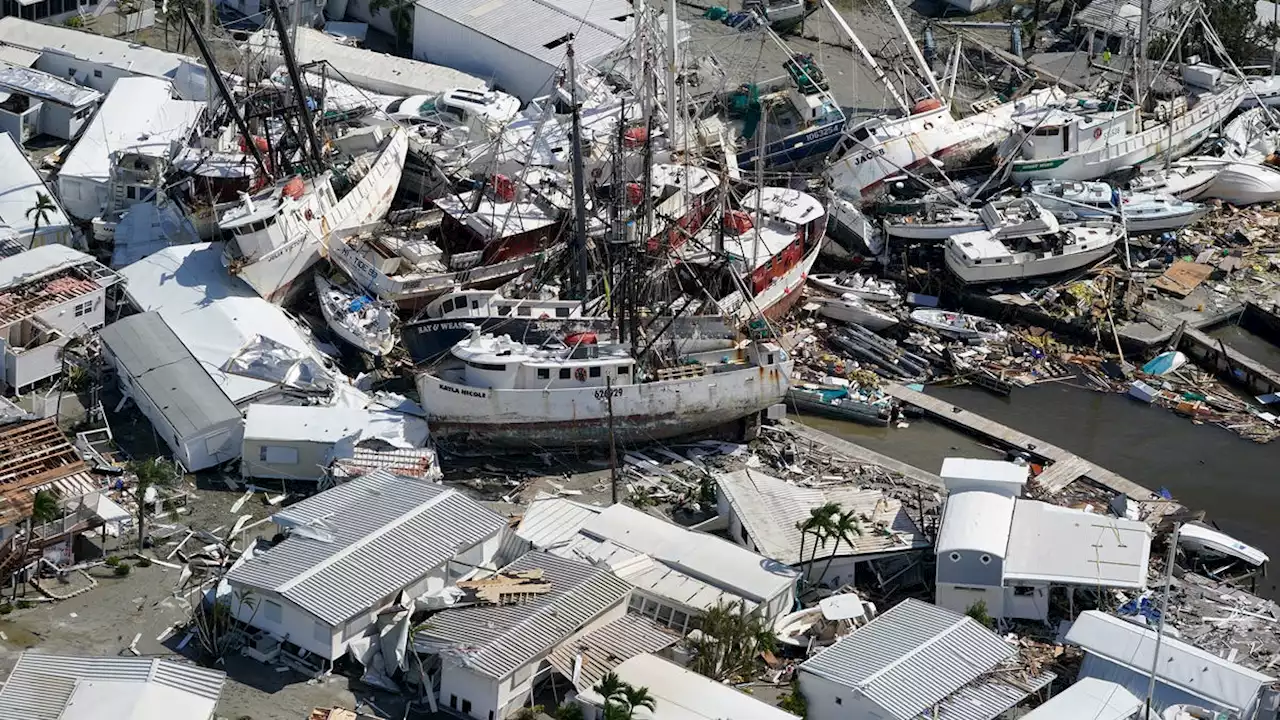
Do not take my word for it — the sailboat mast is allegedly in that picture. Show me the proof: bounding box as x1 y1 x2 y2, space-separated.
1136 0 1151 109
880 0 943 100
665 0 680 137
182 10 269 179
566 42 591 301
267 0 325 170
1145 524 1179 717
819 0 909 114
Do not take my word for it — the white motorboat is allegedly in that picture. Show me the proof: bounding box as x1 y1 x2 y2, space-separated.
945 222 1121 284
808 272 898 303
826 193 883 256
909 308 1006 340
1129 158 1225 199
1027 180 1209 233
1243 75 1280 107
315 273 397 356
885 197 1059 241
1178 522 1269 567
808 293 899 331
1196 161 1280 205
774 593 876 649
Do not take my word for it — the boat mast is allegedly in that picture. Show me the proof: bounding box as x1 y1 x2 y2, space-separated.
267 0 325 172
880 0 943 101
566 42 592 301
665 0 680 138
181 10 269 180
1136 0 1151 110
819 0 909 114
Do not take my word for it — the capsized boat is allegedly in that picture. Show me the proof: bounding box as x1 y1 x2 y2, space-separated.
827 324 932 380
1178 523 1269 567
315 272 396 356
415 330 793 448
910 308 1006 340
1027 180 1209 233
774 593 877 649
808 272 898 303
808 293 899 331
944 222 1121 284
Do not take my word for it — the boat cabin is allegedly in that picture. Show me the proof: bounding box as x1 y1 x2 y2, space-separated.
449 331 635 391
424 289 585 321
1010 105 1136 161
733 187 826 294
435 183 560 263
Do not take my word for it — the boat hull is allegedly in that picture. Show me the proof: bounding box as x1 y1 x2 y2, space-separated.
885 221 983 240
945 238 1118 283
811 296 899 330
1197 162 1280 205
417 360 793 448
808 275 895 303
737 117 848 169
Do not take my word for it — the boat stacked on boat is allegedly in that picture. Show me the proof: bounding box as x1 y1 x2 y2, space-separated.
1027 179 1210 233
884 197 1059 241
944 221 1122 283
315 273 397 356
808 272 898 303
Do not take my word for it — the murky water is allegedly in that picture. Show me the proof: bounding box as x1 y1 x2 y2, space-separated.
801 382 1280 599
1209 323 1280 375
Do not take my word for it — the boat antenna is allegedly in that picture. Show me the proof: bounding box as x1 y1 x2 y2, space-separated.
565 40 591 301
182 10 269 180
267 0 325 172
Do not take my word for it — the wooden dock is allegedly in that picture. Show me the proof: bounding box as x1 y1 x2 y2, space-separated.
884 384 1154 499
1181 328 1280 396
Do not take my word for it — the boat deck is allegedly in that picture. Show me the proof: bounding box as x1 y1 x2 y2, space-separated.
883 384 1154 499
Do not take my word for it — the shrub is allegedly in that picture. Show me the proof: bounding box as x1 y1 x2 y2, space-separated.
15 600 33 610
113 564 131 577
0 603 12 615
136 557 153 568
104 555 120 567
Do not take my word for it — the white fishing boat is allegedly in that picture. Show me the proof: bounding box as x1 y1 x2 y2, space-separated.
314 272 396 356
1196 161 1280 205
221 125 408 303
1178 523 1270 567
808 272 898 303
910 308 1006 340
945 222 1121 284
1027 180 1210 233
884 197 1058 240
1004 65 1245 183
774 593 876 649
808 293 899 331
414 330 793 448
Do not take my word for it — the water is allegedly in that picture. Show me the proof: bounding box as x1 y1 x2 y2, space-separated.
1209 323 1280 375
801 382 1280 599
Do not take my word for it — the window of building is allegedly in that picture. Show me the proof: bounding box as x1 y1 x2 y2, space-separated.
72 299 94 317
537 368 550 380
126 186 137 200
588 366 601 378
450 696 457 709
555 307 570 318
263 599 282 624
93 69 103 78
461 700 472 713
260 445 299 465
618 365 629 375
629 594 644 611
559 368 571 380
671 610 688 630
835 697 843 705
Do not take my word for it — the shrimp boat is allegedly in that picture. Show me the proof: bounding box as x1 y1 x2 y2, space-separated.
910 308 1006 340
944 222 1122 284
314 272 396 356
724 54 849 169
807 272 897 303
415 329 793 448
807 293 899 331
1027 180 1210 233
883 197 1059 241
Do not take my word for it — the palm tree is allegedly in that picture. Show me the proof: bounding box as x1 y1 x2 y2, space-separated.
126 457 178 549
24 192 57 248
816 509 864 588
616 685 656 719
688 599 777 681
801 502 840 585
13 489 60 598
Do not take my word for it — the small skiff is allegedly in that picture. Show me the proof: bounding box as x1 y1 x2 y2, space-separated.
1129 159 1223 200
1141 350 1186 376
808 272 898 303
910 308 1006 341
809 293 899 331
316 273 397 356
774 593 875 649
1028 179 1209 233
1178 523 1269 567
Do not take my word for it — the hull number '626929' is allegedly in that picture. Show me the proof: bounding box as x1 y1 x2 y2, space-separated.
594 387 623 401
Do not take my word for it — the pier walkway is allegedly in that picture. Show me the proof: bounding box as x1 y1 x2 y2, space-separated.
883 384 1154 499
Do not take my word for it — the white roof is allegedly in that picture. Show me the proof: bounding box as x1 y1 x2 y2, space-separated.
0 64 99 106
1004 501 1150 588
59 77 203 183
242 404 428 447
61 679 216 720
415 0 633 67
0 133 70 236
940 457 1028 496
0 17 186 81
0 43 39 67
0 654 226 720
935 491 1016 557
0 243 91 291
949 231 1014 261
516 493 603 548
741 187 826 226
120 242 326 404
1019 677 1142 720
579 653 799 720
249 28 483 96
1067 611 1276 713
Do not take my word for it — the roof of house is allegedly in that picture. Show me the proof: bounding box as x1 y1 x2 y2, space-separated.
0 243 91 291
242 404 428 448
1066 611 1276 713
414 0 633 67
99 312 242 439
0 653 226 720
0 43 40 68
715 468 929 565
248 28 483 96
800 599 1055 720
227 469 505 625
1018 677 1142 720
546 612 680 692
413 550 632 679
0 64 99 107
0 133 71 237
935 490 1016 557
0 418 85 519
1072 0 1180 37
1003 501 1150 588
120 243 327 404
59 77 202 183
578 653 800 720
516 494 603 548
939 457 1028 496
0 17 187 81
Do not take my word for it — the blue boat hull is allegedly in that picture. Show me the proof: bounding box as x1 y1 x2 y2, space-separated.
736 118 847 169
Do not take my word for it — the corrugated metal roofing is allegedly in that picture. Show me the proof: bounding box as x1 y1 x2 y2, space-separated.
100 311 242 438
546 612 679 691
516 493 603 549
801 599 1050 720
0 653 226 720
226 469 506 625
413 550 631 678
716 469 929 565
1071 0 1180 36
416 0 632 67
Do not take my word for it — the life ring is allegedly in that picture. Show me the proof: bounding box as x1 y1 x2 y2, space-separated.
1093 128 1103 140
923 122 934 131
575 367 587 382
